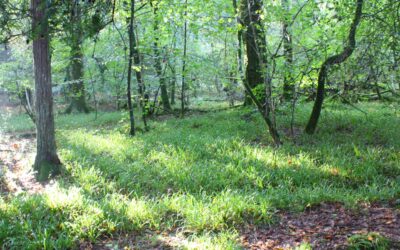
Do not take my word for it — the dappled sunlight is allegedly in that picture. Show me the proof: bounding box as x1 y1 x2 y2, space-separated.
1 103 399 248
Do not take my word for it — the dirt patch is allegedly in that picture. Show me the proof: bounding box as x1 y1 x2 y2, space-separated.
0 132 46 195
79 231 179 250
240 202 400 250
81 202 400 250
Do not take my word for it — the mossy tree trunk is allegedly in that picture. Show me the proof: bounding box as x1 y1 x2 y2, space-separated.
65 2 89 114
240 0 267 106
239 0 281 145
31 0 61 181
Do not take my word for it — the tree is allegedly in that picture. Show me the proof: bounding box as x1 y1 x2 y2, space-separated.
151 0 172 112
31 0 61 180
61 0 113 113
282 0 294 101
126 0 136 136
240 0 266 106
181 0 188 117
64 1 90 114
130 0 148 130
239 0 281 145
305 0 364 134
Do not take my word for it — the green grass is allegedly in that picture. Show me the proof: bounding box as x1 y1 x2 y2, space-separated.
0 102 399 249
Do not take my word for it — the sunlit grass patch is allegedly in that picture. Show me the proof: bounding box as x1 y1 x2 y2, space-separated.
0 102 399 248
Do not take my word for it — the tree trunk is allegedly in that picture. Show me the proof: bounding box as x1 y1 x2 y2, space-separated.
169 63 176 105
127 0 136 136
168 32 178 106
151 2 171 112
238 0 281 145
305 0 363 134
282 0 294 101
65 2 89 114
233 0 244 85
181 0 188 117
31 0 61 181
241 0 266 105
131 0 148 130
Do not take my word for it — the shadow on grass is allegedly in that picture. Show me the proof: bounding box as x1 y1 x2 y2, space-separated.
1 103 399 249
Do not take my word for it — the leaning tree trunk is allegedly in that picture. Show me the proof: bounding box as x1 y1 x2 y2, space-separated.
239 0 281 145
305 0 363 134
31 0 61 181
65 3 89 114
151 2 171 112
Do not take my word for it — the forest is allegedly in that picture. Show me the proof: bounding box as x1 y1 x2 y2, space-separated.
0 0 399 249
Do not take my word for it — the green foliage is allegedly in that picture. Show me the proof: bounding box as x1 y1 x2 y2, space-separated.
251 84 266 104
0 103 399 248
347 232 390 250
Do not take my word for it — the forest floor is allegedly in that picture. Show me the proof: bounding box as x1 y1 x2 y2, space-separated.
0 132 43 194
0 101 399 249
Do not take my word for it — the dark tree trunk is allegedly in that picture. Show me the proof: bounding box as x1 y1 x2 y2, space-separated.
131 0 148 130
391 0 400 92
181 0 188 117
240 0 267 105
65 2 89 114
31 0 61 181
168 33 177 105
282 0 294 101
305 0 363 134
169 63 176 105
127 0 136 136
238 0 281 145
151 2 171 112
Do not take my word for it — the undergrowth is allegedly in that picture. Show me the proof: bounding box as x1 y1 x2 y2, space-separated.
0 102 399 249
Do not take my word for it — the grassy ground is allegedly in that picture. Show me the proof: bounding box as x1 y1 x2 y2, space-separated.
0 102 399 249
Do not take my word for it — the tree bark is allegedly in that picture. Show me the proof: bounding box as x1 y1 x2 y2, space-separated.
305 0 363 134
238 0 281 145
232 0 244 83
131 0 148 130
240 0 267 105
169 62 176 105
65 2 89 114
181 0 188 117
151 2 171 112
126 0 136 136
282 0 294 101
31 0 61 181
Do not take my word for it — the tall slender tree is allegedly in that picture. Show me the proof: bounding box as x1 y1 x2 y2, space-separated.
126 0 136 136
31 0 61 180
282 0 294 101
151 1 172 112
131 0 148 130
181 0 188 117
